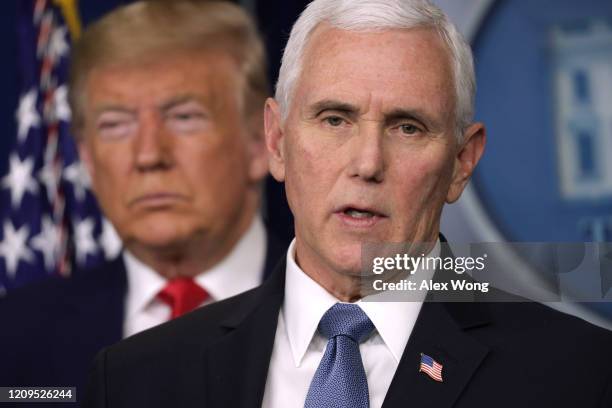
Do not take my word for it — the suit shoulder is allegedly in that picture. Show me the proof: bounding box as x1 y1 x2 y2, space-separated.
106 284 266 359
0 258 126 315
463 283 611 337
483 299 612 347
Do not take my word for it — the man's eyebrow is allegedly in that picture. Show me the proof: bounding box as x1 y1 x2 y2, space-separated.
93 105 135 116
307 99 360 116
159 94 200 111
383 108 438 129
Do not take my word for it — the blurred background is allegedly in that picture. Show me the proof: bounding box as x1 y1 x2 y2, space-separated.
0 0 611 324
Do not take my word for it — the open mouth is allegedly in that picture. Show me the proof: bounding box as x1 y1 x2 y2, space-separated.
343 208 379 219
336 205 387 225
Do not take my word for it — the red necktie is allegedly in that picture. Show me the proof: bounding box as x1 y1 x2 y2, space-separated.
157 277 209 319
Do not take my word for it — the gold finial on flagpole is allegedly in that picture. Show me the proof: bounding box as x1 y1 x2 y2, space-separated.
52 0 81 41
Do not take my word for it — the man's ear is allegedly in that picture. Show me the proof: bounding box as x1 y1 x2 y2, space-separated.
446 122 486 203
264 98 286 182
245 108 269 183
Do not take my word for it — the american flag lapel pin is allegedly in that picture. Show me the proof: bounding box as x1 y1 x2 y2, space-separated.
419 353 443 382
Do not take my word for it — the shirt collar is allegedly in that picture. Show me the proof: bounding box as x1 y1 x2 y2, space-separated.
284 239 338 367
124 215 267 319
283 238 440 366
124 249 166 320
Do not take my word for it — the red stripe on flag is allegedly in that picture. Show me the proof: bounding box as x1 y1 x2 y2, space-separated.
419 361 443 382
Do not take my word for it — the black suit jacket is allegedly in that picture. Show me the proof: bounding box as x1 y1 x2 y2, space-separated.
83 254 612 408
0 232 286 407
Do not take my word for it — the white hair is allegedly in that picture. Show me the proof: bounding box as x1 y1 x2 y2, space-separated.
275 0 476 138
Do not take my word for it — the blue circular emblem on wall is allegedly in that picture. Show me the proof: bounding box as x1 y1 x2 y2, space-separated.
472 0 612 243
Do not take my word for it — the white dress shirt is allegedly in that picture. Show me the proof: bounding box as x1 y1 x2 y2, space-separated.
122 216 267 338
262 238 440 408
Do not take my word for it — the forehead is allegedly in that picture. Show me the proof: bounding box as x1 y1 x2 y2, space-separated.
84 50 240 107
293 25 455 120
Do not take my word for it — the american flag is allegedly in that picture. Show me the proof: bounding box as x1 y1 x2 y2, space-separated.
419 353 444 382
0 0 120 296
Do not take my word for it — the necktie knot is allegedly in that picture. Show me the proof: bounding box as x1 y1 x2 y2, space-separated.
319 303 374 343
157 277 209 319
305 303 374 407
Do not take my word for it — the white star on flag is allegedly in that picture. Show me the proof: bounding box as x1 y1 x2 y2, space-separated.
63 161 91 202
73 217 98 265
31 216 60 272
16 88 40 143
0 221 34 279
2 154 39 208
53 84 71 122
48 26 69 61
100 218 122 260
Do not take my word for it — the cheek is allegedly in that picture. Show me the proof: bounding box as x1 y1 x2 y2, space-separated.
183 128 243 171
391 149 454 209
181 140 250 205
283 132 337 217
90 147 129 199
283 140 308 216
89 161 131 231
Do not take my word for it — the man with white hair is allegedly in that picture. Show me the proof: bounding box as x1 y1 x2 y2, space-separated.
84 1 612 407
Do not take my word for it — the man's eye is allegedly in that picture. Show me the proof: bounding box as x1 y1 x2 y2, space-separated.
171 112 203 121
324 116 345 127
400 124 420 135
166 111 207 134
99 121 119 129
96 120 134 140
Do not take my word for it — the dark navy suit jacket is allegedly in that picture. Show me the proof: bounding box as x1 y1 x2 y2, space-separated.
82 241 612 408
0 232 286 407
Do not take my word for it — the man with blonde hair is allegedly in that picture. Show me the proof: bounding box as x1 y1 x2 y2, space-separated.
85 0 612 407
0 0 285 403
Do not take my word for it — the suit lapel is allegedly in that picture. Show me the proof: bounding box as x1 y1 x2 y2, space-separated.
382 301 490 408
383 236 491 408
204 258 286 407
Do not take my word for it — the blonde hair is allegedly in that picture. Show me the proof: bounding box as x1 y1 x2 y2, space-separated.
68 0 268 135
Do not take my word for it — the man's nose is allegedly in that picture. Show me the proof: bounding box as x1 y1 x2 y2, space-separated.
134 111 173 171
348 122 385 183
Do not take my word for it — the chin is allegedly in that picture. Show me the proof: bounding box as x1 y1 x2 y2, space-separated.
128 222 195 250
131 234 186 251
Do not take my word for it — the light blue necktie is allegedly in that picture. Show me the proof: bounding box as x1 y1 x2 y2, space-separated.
304 303 375 408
